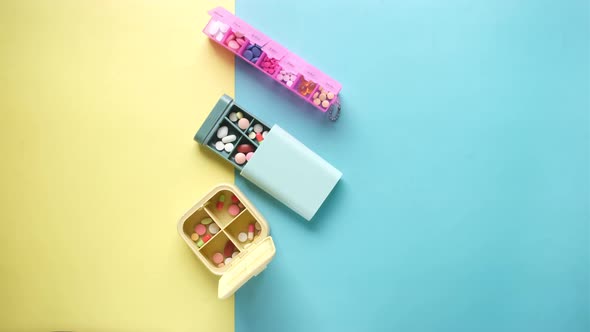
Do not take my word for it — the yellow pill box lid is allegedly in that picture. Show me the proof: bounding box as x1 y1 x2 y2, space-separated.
177 184 276 299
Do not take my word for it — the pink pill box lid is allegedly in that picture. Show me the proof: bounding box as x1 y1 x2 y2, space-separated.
177 184 276 299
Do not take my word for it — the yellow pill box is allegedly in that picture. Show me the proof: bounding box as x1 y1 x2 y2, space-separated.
177 183 276 299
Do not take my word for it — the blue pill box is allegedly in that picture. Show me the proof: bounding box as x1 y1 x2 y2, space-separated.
195 95 342 221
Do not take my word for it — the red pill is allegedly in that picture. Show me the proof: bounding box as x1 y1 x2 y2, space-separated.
224 240 235 257
237 144 254 154
216 201 224 210
202 234 212 243
256 133 264 142
231 194 239 203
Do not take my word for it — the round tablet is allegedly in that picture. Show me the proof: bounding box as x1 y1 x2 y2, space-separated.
217 262 225 268
212 252 224 264
232 252 238 258
321 100 330 108
234 152 246 165
195 224 206 236
253 124 263 133
208 223 220 235
224 143 234 152
224 257 232 265
238 232 248 242
215 141 224 151
313 98 321 105
319 93 327 101
255 222 261 231
246 152 254 160
228 112 238 122
190 233 199 241
327 92 335 100
238 118 250 130
262 131 268 138
248 132 256 139
228 204 240 216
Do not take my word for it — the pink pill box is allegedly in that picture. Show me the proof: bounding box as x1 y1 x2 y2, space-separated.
178 184 276 299
203 6 343 121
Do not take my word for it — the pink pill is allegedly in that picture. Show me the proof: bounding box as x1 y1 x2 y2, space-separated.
212 252 224 265
238 118 250 129
235 152 246 165
246 152 254 160
234 31 244 38
195 224 207 236
228 40 240 50
236 38 245 46
228 204 240 216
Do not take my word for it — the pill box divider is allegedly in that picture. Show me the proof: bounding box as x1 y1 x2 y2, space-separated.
204 189 239 225
306 84 321 101
199 231 239 273
224 210 258 251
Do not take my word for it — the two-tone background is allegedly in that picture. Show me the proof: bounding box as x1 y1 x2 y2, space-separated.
1 1 588 331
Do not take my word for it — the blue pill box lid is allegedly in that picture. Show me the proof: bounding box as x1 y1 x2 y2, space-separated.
241 125 342 221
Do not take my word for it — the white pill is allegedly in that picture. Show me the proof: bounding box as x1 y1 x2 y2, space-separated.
255 223 261 231
224 257 232 265
277 74 283 81
215 32 224 42
248 132 256 139
215 141 224 151
222 134 236 143
219 23 229 33
208 21 220 35
217 126 228 138
232 252 238 258
208 223 220 234
238 232 248 243
253 124 263 133
286 81 293 87
262 131 268 138
228 112 237 122
224 143 234 152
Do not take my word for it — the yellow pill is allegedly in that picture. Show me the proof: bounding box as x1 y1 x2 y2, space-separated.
327 92 334 100
321 100 330 108
236 112 243 119
319 93 326 101
190 233 199 241
313 98 321 105
217 263 225 268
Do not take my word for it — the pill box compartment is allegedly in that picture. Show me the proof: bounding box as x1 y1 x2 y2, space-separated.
178 184 276 298
229 137 258 167
196 95 271 171
224 210 262 250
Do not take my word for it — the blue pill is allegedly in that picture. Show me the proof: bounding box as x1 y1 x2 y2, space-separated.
251 57 259 63
243 50 253 60
252 47 261 57
247 44 253 50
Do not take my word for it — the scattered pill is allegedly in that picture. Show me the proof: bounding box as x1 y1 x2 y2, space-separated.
212 252 224 265
201 217 213 225
231 195 239 203
215 141 224 151
224 32 247 51
228 204 240 216
217 126 228 138
235 152 246 165
260 56 279 75
195 224 207 236
216 195 225 210
248 224 255 241
224 240 235 257
221 134 236 143
238 118 250 130
202 234 211 243
229 112 237 122
313 98 321 105
237 144 254 154
208 223 220 234
327 92 335 100
224 143 234 152
224 257 232 265
253 124 263 133
246 152 254 160
196 239 204 247
190 233 199 241
228 40 240 50
238 232 248 242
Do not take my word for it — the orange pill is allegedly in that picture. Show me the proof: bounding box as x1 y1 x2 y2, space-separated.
327 92 335 100
313 98 321 105
319 93 326 101
321 100 330 108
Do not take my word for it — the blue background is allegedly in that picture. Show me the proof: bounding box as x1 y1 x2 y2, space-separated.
234 1 589 331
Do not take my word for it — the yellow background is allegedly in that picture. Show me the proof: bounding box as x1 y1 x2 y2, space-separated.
0 0 236 330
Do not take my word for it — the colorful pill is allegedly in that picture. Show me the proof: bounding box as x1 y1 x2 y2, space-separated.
228 204 240 216
327 92 335 100
196 239 204 247
208 223 220 234
212 252 224 265
231 194 239 203
190 233 199 241
202 234 211 243
248 224 254 240
238 202 244 209
224 240 235 257
238 232 248 243
237 144 254 154
201 217 213 225
228 40 240 50
246 152 254 160
238 118 250 130
255 222 261 231
248 132 256 139
256 133 264 142
235 152 246 165
216 201 224 210
321 100 330 108
195 224 206 236
236 112 243 119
